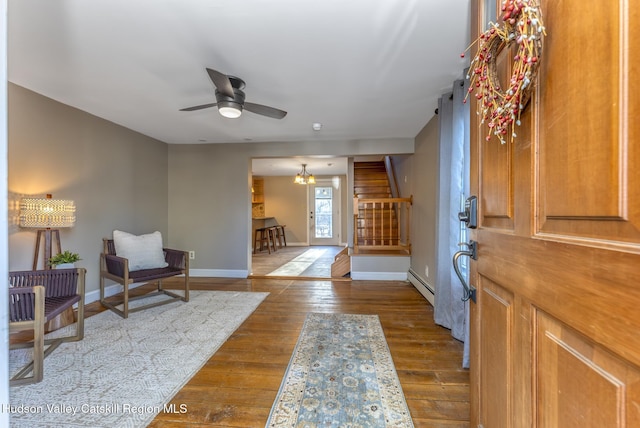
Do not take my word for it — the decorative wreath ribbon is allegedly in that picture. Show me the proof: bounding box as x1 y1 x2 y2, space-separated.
462 0 546 144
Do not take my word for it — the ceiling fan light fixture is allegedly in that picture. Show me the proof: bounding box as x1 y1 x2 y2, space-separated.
217 101 243 119
181 68 287 119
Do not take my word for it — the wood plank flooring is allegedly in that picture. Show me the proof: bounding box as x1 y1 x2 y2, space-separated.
86 277 470 427
250 245 343 278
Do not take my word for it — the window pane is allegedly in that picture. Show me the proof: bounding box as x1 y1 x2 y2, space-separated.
315 187 332 199
315 187 332 238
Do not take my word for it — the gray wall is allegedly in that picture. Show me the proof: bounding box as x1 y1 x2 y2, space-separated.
167 143 252 272
8 82 428 291
8 84 169 293
395 116 440 289
167 140 413 277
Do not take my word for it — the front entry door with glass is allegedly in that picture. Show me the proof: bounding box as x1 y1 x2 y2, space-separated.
309 180 339 245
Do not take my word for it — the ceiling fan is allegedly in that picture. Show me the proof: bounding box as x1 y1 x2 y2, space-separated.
180 68 287 120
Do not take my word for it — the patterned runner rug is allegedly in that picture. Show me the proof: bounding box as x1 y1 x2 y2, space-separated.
9 290 268 427
266 313 414 427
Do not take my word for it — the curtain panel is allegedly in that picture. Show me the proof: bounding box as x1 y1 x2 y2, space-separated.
434 77 470 368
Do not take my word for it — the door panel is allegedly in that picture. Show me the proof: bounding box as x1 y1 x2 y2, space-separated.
537 0 640 244
480 44 515 231
536 310 640 427
478 276 513 428
480 129 514 228
470 0 640 426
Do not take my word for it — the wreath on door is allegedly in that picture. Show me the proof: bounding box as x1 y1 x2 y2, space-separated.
462 0 546 144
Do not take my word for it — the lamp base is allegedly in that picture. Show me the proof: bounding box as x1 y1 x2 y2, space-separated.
33 229 62 270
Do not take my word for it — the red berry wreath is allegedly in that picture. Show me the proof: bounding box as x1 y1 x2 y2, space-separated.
462 0 546 144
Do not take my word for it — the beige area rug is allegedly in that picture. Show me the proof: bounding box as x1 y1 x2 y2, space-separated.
266 313 414 427
8 290 269 428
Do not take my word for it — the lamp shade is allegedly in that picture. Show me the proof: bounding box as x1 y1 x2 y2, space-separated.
19 197 76 228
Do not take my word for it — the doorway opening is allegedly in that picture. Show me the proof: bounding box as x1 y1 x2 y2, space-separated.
249 159 346 278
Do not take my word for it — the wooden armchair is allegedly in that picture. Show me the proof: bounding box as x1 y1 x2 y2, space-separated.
9 268 86 386
99 238 189 318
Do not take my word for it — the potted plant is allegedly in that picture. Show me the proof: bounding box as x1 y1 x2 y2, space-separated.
48 250 81 269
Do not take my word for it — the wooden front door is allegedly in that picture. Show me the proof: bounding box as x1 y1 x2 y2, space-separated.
469 0 640 426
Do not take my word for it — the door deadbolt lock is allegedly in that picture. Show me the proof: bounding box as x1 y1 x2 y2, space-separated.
458 196 478 229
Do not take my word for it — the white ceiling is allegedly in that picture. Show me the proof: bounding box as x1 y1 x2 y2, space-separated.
8 0 470 142
8 0 470 175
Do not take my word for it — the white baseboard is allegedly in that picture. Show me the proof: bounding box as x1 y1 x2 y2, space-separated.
273 242 346 247
189 268 248 278
85 269 245 305
350 271 408 281
85 283 121 304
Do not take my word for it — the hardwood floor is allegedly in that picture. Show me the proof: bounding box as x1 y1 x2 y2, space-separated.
86 277 470 427
250 245 344 278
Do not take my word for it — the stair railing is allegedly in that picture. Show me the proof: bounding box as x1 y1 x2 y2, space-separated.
384 156 400 199
383 156 402 222
353 196 412 254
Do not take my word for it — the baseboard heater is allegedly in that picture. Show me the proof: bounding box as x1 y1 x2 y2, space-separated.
408 268 435 306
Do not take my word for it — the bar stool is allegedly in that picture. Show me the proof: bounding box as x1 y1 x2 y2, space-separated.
267 227 278 252
254 227 276 254
272 225 287 249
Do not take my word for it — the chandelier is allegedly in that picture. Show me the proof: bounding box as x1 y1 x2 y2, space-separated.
294 164 316 185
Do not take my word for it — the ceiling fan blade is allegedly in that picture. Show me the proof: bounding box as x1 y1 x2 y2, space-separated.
179 102 217 112
206 68 234 98
244 102 287 119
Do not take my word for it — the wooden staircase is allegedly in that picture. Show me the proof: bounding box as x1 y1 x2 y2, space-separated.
353 160 401 248
354 161 393 199
330 247 350 278
330 159 411 278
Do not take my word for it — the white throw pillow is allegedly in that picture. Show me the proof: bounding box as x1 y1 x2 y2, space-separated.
112 230 169 271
